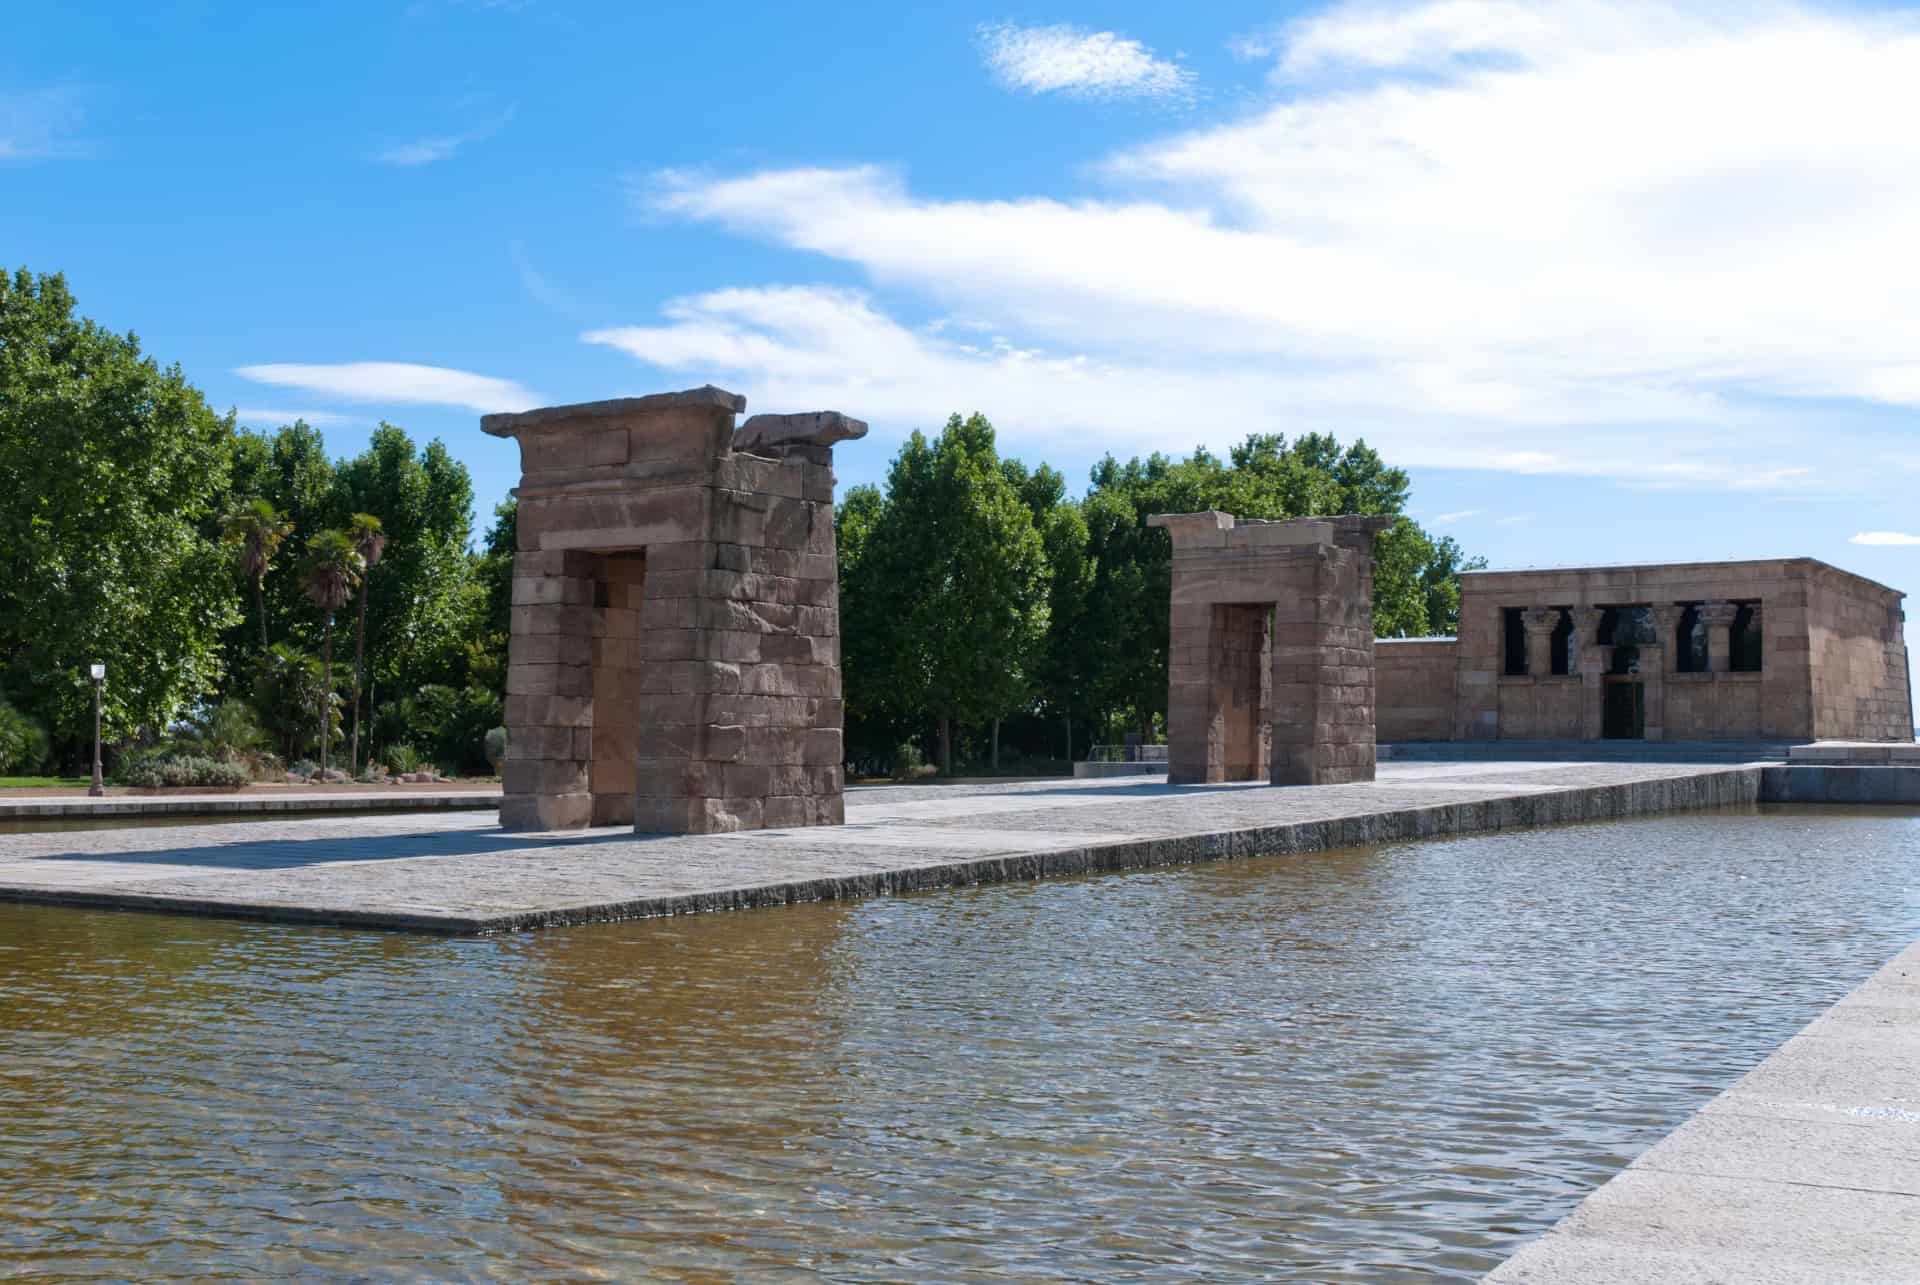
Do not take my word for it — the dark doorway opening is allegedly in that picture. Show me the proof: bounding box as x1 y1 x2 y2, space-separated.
1602 680 1645 739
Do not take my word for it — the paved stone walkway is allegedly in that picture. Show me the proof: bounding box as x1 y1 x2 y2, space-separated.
1489 938 1920 1282
0 760 1756 933
0 788 500 820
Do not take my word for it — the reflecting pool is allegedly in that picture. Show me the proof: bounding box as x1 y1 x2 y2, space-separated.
2 806 1917 1281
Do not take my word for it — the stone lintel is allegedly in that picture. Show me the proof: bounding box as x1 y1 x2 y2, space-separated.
735 411 869 452
481 386 746 437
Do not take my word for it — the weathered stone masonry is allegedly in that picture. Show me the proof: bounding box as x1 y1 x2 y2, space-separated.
1375 558 1913 744
1150 511 1393 786
483 387 864 833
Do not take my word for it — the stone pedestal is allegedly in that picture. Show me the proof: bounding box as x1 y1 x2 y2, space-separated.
485 387 864 833
1151 511 1393 787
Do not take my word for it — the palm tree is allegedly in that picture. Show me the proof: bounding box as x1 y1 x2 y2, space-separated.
300 530 365 780
345 513 387 776
222 499 295 649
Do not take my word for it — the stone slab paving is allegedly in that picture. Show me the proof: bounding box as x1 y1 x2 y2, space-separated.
0 789 501 820
1487 940 1920 1283
0 759 1757 933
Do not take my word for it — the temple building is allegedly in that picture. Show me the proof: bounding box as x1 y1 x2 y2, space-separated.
1377 558 1913 744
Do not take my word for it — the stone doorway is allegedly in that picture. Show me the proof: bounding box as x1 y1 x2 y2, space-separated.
587 551 646 825
1602 679 1645 739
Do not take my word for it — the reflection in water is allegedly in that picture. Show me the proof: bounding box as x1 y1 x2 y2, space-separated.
1 806 1917 1281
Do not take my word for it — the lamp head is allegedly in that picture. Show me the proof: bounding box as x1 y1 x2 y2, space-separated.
89 663 105 681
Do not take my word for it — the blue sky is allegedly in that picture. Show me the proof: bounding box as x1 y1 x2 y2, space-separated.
7 0 1920 653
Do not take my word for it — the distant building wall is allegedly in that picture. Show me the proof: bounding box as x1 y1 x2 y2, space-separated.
1808 569 1914 741
1376 557 1909 745
1376 639 1457 742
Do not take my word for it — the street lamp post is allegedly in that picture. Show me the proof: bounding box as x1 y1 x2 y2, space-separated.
88 663 106 797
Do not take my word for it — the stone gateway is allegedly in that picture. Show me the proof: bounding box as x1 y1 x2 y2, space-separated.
483 386 864 833
1150 511 1394 786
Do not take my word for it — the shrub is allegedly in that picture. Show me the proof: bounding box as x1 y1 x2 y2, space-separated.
288 758 319 780
384 744 422 775
374 685 503 776
121 754 250 789
483 726 508 773
0 699 49 776
891 740 928 782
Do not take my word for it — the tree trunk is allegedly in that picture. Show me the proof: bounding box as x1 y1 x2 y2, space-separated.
254 575 268 650
350 585 369 776
938 716 952 776
991 719 1000 772
1064 714 1072 765
319 617 334 780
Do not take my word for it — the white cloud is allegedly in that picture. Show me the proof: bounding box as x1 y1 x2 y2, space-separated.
1432 509 1480 523
375 101 514 166
379 136 467 166
233 407 358 428
1851 531 1920 547
1 88 87 160
233 362 538 414
622 2 1920 489
976 22 1194 101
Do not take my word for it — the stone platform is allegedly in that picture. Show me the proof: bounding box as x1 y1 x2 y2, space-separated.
0 788 501 822
1489 938 1920 1282
0 760 1758 934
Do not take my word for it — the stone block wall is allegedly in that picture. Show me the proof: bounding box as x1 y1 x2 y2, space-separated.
487 387 862 833
1389 557 1908 744
1808 569 1914 741
1376 639 1458 741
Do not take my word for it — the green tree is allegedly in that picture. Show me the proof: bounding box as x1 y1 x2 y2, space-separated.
0 268 239 754
345 512 387 774
299 530 364 778
222 498 295 650
843 415 1051 773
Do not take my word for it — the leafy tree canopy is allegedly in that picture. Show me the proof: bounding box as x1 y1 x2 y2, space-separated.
0 267 239 746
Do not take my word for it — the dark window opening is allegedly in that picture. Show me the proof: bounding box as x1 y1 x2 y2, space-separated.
1604 606 1652 675
1550 608 1572 675
1731 602 1762 671
1676 605 1707 672
1503 607 1527 676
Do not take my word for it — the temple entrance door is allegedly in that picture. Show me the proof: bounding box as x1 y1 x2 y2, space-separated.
1602 679 1645 739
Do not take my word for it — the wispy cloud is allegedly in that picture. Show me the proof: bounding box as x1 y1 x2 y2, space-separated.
378 136 468 166
976 22 1194 101
1 87 88 160
233 407 358 429
234 362 538 414
1497 514 1534 526
1851 531 1920 547
1432 509 1480 524
375 101 514 167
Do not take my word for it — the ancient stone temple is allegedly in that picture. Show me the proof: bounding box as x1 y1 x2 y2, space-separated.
1149 511 1394 786
1376 558 1913 744
482 386 864 832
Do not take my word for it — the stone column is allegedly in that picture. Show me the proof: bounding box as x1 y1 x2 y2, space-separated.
1521 608 1560 678
1650 604 1684 673
1574 606 1607 739
1699 601 1740 673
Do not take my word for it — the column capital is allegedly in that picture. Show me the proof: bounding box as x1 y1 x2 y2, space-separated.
1520 606 1562 633
1650 603 1685 632
1572 605 1606 636
1697 600 1740 627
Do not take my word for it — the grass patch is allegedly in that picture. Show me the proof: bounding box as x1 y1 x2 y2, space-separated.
0 776 92 789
